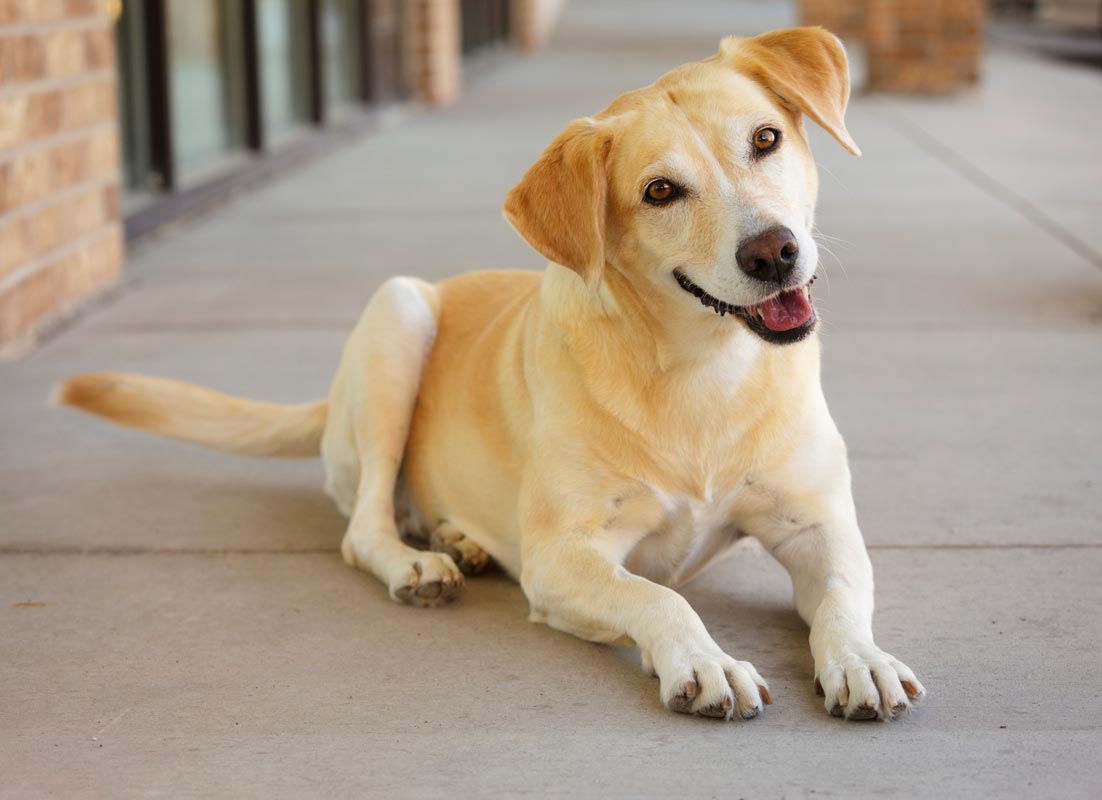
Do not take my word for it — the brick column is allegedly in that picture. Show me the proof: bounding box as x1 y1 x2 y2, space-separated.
866 0 985 92
0 0 124 356
799 0 867 41
1040 0 1102 29
511 0 568 51
405 0 461 105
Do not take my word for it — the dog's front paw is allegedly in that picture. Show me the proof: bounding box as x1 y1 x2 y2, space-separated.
814 640 925 721
648 648 772 721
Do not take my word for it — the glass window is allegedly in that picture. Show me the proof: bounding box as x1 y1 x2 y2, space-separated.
321 0 362 110
258 0 312 138
116 0 155 195
167 0 246 175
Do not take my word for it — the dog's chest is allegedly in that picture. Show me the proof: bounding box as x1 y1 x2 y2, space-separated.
624 483 753 587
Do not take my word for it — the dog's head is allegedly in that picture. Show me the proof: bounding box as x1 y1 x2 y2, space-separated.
504 27 858 346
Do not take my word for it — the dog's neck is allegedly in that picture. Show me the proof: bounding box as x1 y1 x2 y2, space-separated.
540 261 770 376
538 260 819 416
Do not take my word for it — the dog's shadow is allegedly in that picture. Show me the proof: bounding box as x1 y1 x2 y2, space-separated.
127 476 817 717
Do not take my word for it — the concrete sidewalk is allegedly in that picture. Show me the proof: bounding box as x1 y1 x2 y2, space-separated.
3 2 1101 797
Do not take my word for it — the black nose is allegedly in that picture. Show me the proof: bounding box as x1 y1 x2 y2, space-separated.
736 227 800 284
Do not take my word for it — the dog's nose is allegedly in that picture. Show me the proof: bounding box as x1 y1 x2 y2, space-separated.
736 227 800 284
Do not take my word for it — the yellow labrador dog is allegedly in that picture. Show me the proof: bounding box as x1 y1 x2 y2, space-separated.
61 27 924 722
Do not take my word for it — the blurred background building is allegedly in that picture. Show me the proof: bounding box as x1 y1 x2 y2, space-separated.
0 0 1097 355
0 0 561 355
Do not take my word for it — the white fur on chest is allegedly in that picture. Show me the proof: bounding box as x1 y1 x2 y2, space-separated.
625 484 750 588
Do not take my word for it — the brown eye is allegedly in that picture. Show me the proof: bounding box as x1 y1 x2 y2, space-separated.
754 127 779 153
644 178 677 204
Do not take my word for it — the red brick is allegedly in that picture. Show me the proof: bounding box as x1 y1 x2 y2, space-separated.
0 0 123 351
866 0 984 93
0 225 121 343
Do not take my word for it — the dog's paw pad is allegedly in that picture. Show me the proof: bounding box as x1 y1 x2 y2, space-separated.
848 704 879 721
390 552 464 608
667 679 698 714
698 696 733 719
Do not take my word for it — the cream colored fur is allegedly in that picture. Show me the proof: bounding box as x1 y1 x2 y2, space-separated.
60 28 924 722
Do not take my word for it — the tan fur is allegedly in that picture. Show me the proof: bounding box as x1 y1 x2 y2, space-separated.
58 373 326 458
60 28 924 722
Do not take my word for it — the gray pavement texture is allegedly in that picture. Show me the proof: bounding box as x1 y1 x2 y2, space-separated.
3 2 1102 798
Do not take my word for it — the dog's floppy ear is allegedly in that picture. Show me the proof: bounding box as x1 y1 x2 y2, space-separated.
721 27 860 156
504 118 611 289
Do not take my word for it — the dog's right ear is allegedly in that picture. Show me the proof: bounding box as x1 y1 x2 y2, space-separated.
504 118 611 290
721 27 860 156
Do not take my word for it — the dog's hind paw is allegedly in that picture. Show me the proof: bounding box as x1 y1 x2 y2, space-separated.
429 522 492 575
389 551 465 607
341 530 464 608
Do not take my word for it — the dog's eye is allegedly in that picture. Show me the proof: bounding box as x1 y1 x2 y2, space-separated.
643 179 679 205
753 127 780 154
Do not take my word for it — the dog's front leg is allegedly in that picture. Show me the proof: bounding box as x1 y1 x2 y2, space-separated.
519 492 771 721
753 434 926 720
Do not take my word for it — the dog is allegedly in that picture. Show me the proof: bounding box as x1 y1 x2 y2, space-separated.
60 27 924 722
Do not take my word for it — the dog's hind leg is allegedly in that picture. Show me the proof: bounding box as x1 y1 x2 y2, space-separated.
322 277 463 607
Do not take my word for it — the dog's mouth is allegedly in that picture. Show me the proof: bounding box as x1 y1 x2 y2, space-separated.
673 269 817 345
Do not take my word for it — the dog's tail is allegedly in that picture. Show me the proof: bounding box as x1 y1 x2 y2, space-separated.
57 372 327 458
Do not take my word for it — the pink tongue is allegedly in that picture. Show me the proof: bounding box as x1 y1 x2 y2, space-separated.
758 289 813 332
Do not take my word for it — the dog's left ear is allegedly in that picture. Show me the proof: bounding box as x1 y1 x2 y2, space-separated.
504 118 611 290
721 27 861 156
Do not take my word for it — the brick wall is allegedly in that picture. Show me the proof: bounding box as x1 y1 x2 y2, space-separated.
405 0 462 105
866 0 985 92
404 0 565 105
511 0 567 51
0 0 123 356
